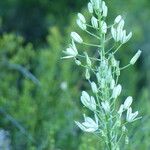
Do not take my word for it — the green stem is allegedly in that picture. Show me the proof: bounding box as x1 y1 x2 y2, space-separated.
83 42 101 48
120 64 131 70
106 115 112 150
85 30 101 40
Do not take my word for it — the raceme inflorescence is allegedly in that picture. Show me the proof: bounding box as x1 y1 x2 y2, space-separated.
62 0 142 149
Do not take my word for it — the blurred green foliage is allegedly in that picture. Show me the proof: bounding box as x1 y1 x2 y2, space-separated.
0 0 150 150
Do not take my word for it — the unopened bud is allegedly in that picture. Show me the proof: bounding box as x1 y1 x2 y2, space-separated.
76 19 86 30
85 68 90 80
75 59 81 66
77 13 86 23
88 2 93 13
85 52 92 67
91 82 98 93
91 16 98 28
114 15 122 24
130 50 142 65
101 101 110 113
112 84 122 99
71 32 83 43
123 96 133 110
102 1 108 17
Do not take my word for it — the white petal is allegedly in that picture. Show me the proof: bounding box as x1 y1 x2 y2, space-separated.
130 50 142 65
88 2 93 13
91 16 98 28
114 15 122 23
91 82 98 93
124 96 133 110
71 32 83 43
111 26 117 41
76 19 86 30
75 121 87 131
77 13 86 23
124 32 132 43
102 1 108 17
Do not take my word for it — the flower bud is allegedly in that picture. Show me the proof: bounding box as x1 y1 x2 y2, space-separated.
102 1 108 17
93 0 100 10
114 15 122 23
75 59 81 66
71 32 83 43
130 50 142 65
101 101 110 113
91 16 98 28
101 21 107 34
85 68 90 80
91 82 98 93
81 91 96 111
123 96 133 110
77 13 86 23
76 19 86 30
85 52 92 67
112 84 122 99
88 2 93 13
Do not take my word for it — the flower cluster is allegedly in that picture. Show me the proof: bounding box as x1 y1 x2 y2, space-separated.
63 0 142 149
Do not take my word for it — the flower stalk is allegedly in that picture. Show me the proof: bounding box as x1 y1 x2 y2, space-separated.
62 0 142 149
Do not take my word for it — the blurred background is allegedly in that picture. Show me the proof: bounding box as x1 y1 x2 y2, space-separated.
0 0 150 149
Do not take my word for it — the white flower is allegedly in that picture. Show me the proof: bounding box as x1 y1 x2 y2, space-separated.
91 16 98 28
130 50 142 65
88 2 93 13
76 19 86 30
101 101 110 113
63 40 78 59
111 17 132 44
71 32 83 43
114 15 122 23
91 82 98 93
91 0 101 10
77 13 86 23
75 114 99 132
112 84 122 99
81 91 96 111
126 107 138 122
102 1 108 17
123 96 133 110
